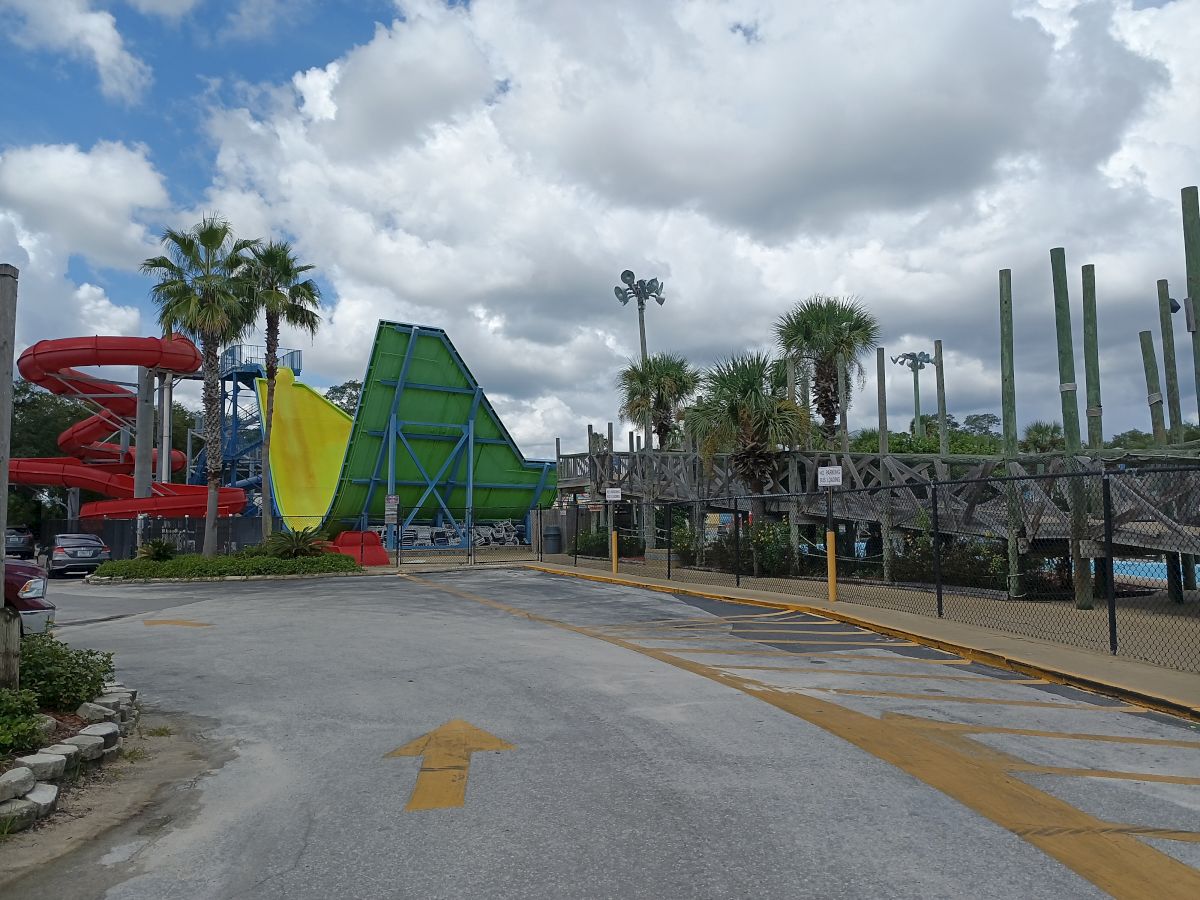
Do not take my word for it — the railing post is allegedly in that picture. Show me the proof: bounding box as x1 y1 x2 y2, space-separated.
666 502 673 581
1102 473 1118 655
930 481 944 618
733 497 741 588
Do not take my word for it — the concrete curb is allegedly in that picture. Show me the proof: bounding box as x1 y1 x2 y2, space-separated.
85 569 375 585
523 564 1200 724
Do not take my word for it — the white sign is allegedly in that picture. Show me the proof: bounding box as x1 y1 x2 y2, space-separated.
817 466 843 488
605 488 623 501
384 494 400 525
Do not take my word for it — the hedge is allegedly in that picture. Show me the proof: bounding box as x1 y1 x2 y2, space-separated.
0 687 44 754
20 633 115 712
93 553 362 580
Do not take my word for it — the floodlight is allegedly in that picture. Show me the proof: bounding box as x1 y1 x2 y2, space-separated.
620 269 636 286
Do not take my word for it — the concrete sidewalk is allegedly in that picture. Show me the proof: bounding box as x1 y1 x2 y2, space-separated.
525 562 1200 722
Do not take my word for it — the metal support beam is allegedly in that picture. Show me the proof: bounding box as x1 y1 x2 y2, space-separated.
134 367 154 499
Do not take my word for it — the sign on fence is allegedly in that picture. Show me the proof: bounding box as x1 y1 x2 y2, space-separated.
605 488 622 501
817 466 843 488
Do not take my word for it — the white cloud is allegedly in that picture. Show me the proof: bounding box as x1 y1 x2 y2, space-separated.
125 0 201 20
0 0 152 104
0 141 169 268
222 0 311 40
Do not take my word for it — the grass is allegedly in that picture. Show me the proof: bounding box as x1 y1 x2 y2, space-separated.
143 725 173 738
120 746 148 763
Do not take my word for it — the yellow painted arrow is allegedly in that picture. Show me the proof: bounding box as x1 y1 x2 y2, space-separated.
385 719 514 811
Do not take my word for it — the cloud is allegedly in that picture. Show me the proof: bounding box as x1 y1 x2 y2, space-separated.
222 0 312 40
125 0 202 20
0 141 169 268
175 0 1197 457
0 0 152 104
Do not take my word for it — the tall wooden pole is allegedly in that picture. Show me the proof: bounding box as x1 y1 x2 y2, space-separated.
1157 279 1183 444
836 353 850 455
0 265 20 688
1182 187 1200 424
911 363 924 439
1081 265 1104 450
799 368 812 450
999 269 1022 598
933 340 949 457
1139 331 1168 445
877 347 893 582
1050 248 1090 608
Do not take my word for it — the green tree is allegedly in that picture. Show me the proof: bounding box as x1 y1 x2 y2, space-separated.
324 380 362 415
244 240 322 538
141 215 258 557
963 413 1001 437
775 295 880 436
685 353 806 575
1020 420 1065 454
616 352 701 450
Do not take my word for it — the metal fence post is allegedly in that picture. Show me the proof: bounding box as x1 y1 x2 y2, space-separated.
1102 473 1118 655
666 502 673 580
733 497 741 588
930 481 944 618
825 488 837 603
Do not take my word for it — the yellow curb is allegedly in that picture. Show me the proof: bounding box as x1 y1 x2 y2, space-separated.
524 564 1200 723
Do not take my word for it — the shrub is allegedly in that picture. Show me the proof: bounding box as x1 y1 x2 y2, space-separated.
93 553 360 579
263 527 326 559
136 539 177 561
0 688 44 754
20 633 115 712
570 529 644 559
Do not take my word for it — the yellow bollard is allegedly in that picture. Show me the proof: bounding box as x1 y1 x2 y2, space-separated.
826 529 838 603
611 529 619 574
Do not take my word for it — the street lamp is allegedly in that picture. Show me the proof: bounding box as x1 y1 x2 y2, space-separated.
614 269 665 548
891 351 933 439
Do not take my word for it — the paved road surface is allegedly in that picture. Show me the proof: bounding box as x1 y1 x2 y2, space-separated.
9 569 1200 899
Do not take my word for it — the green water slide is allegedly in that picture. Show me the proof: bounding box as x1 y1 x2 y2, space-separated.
259 321 555 536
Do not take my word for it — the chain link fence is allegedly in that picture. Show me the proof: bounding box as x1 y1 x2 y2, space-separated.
542 467 1200 674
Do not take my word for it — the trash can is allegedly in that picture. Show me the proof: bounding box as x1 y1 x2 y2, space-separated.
542 525 562 555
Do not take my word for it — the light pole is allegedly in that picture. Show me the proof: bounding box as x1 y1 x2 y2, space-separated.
891 351 933 439
615 269 665 548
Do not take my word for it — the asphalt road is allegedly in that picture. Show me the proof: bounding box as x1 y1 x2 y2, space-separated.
9 569 1200 899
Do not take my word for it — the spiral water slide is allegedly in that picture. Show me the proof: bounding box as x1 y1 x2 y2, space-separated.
10 335 246 518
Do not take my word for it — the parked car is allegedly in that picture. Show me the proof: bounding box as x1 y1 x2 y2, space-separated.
48 533 111 577
5 524 36 559
4 558 54 634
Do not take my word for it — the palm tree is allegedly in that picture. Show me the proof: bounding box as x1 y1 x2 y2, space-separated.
1020 420 1065 454
141 216 258 556
244 241 322 538
774 295 881 437
616 352 700 450
685 353 806 575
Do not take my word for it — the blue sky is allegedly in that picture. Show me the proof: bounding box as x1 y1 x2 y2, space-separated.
1 1 1198 453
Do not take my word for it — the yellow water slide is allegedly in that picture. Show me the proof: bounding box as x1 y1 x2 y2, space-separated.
255 369 352 531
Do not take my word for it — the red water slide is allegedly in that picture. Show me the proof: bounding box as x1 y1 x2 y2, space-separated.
10 335 245 518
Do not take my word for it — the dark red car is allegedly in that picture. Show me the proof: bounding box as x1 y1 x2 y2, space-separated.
4 558 54 634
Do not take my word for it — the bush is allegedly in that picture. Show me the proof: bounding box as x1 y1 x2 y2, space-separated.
93 552 361 579
570 530 644 559
136 539 177 561
0 688 44 754
263 527 325 559
20 633 115 712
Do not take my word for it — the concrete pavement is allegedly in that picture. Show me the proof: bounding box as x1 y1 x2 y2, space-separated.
5 569 1199 898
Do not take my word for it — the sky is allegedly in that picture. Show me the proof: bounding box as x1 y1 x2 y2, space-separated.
0 0 1198 460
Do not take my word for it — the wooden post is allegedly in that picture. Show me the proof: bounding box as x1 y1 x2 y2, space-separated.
1051 248 1090 609
836 353 850 455
999 269 1022 599
1081 265 1104 449
911 362 924 439
1157 279 1184 445
1 264 19 688
1181 187 1200 424
799 368 812 450
934 339 949 458
1138 330 1168 445
877 347 893 582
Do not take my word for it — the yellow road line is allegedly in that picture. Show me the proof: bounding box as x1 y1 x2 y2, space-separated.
625 630 872 639
719 666 1047 684
881 714 1200 748
414 574 1200 898
798 653 972 665
1008 765 1200 786
636 639 915 648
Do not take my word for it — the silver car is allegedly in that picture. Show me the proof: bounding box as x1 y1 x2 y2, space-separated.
48 533 111 577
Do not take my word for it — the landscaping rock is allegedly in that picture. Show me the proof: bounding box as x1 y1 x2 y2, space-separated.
119 719 134 737
76 701 115 723
0 767 36 802
94 693 133 711
38 714 59 738
101 743 122 764
43 743 81 765
0 798 38 833
25 782 59 817
14 753 66 780
79 722 121 748
63 734 105 761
